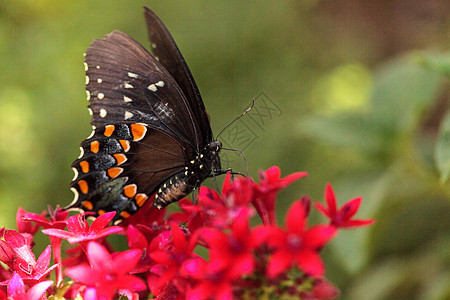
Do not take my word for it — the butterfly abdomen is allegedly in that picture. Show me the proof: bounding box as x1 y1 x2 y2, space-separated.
153 141 222 209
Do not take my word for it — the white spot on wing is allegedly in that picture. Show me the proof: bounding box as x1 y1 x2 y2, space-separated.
97 78 102 83
84 62 88 71
148 84 157 92
128 72 138 78
87 129 95 139
72 167 79 181
96 65 100 69
85 76 89 85
123 95 133 102
124 111 133 120
86 90 91 101
88 108 93 116
125 83 134 89
70 187 79 203
98 93 104 100
100 108 107 118
78 147 84 159
155 81 165 87
151 42 157 49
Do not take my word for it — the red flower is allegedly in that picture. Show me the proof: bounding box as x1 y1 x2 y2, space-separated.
315 184 375 228
182 258 235 300
254 166 308 225
263 198 337 277
65 241 146 299
19 207 68 286
200 210 256 278
148 225 199 294
19 207 68 231
0 230 58 286
5 273 52 300
42 212 123 247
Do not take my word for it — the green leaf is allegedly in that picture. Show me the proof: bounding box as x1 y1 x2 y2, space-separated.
435 112 450 182
370 58 442 133
414 51 450 78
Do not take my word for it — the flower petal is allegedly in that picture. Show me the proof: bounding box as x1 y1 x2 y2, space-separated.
303 225 337 248
26 280 53 300
116 274 147 291
90 212 116 232
267 250 293 278
67 214 88 234
324 184 337 214
339 197 362 220
295 249 325 276
112 249 142 274
286 200 307 234
86 241 113 271
7 273 26 300
65 265 100 284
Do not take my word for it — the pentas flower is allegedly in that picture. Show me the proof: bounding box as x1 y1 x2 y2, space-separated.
65 241 146 300
0 166 374 300
42 212 123 247
182 258 236 300
148 224 200 294
19 207 69 286
200 210 256 278
315 184 375 228
3 273 52 300
254 166 308 225
262 197 337 277
0 230 58 286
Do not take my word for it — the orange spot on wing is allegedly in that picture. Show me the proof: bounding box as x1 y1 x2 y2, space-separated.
82 201 93 210
98 209 106 215
79 161 89 173
78 180 88 194
123 184 137 198
130 123 147 141
135 193 148 207
119 140 130 152
113 153 127 165
120 211 131 219
104 125 115 137
107 167 123 178
90 141 100 153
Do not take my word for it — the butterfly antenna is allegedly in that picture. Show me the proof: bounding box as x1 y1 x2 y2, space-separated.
215 98 255 140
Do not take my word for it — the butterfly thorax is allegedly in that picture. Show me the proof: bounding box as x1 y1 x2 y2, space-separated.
153 141 222 209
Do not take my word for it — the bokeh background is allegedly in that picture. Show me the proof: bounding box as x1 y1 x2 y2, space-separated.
1 1 449 299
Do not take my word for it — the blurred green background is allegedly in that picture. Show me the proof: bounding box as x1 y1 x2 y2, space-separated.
1 0 449 299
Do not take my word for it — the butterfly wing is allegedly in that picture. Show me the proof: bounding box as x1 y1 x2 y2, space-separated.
85 30 202 150
69 123 192 219
144 7 212 146
68 29 203 219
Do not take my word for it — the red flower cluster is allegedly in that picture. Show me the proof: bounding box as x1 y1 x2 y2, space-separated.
0 166 374 299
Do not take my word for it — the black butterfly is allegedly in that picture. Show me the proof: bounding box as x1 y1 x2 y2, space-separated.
67 7 222 222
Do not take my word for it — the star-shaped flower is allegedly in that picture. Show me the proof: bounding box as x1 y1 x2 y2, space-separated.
42 212 123 247
315 184 375 228
263 199 337 277
65 241 146 299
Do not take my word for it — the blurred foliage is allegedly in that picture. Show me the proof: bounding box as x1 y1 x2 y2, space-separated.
0 0 449 299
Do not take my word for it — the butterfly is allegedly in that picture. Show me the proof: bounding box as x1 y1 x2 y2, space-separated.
67 7 222 222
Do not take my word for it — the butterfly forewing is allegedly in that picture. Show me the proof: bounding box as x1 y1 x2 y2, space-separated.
144 7 212 146
85 30 201 149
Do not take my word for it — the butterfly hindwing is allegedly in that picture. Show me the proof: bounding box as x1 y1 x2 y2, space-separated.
70 123 191 219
